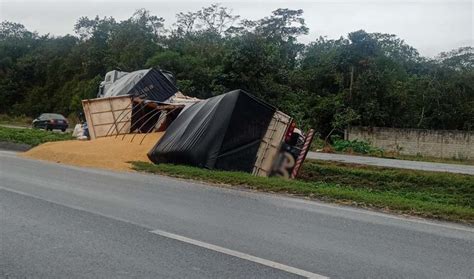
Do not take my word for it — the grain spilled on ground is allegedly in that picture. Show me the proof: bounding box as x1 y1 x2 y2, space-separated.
22 133 163 171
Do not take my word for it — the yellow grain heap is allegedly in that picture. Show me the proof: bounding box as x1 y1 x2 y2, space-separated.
22 133 163 171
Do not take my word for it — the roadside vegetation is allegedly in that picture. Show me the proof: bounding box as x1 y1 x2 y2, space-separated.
0 126 73 146
0 114 79 128
311 137 474 165
300 160 473 207
131 161 474 224
331 138 384 156
1 5 472 137
0 114 32 127
382 154 474 165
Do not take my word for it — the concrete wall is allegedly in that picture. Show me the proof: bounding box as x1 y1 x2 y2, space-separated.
346 127 473 159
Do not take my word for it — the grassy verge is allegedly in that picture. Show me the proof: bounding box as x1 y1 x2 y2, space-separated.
0 114 33 127
300 160 473 206
312 138 473 165
131 161 474 224
0 126 73 146
318 151 474 165
380 153 474 165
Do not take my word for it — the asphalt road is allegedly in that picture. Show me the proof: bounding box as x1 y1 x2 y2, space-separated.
307 152 474 175
1 151 473 278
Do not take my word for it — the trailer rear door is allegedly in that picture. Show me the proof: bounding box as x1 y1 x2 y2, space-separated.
253 111 292 177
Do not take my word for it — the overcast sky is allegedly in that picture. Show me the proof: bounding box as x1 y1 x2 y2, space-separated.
1 0 472 57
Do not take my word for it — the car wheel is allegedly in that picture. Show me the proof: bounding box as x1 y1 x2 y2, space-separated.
61 128 66 132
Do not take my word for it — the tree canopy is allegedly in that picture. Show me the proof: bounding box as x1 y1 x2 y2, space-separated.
0 5 472 135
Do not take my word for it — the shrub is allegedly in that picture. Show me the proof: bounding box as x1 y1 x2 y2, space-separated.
332 138 383 155
0 126 73 146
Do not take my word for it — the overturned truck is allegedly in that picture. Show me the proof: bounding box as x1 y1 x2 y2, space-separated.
148 90 314 178
84 68 314 178
83 69 198 139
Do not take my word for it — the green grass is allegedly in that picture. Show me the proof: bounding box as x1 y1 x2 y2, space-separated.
322 150 474 165
311 138 473 165
380 153 474 166
0 126 73 146
0 114 33 127
131 161 474 224
300 160 473 207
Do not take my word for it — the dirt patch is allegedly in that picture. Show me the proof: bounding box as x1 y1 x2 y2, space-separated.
22 133 163 171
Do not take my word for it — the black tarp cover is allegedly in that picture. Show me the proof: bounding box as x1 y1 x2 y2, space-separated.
103 68 178 102
147 90 276 172
129 69 178 101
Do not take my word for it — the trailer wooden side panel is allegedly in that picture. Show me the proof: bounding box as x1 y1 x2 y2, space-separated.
82 96 132 140
253 111 292 177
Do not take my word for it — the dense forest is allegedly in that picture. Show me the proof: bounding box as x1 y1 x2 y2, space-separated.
0 4 473 136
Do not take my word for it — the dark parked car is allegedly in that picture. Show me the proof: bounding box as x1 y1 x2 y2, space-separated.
32 113 69 132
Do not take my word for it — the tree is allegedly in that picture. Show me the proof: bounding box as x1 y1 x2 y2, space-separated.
0 6 472 136
438 46 473 71
174 4 239 35
132 9 165 40
175 11 198 35
252 8 308 40
74 16 116 41
325 108 360 144
0 21 36 40
106 9 163 71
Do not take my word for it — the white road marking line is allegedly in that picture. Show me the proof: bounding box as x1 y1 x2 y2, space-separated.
150 229 329 279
